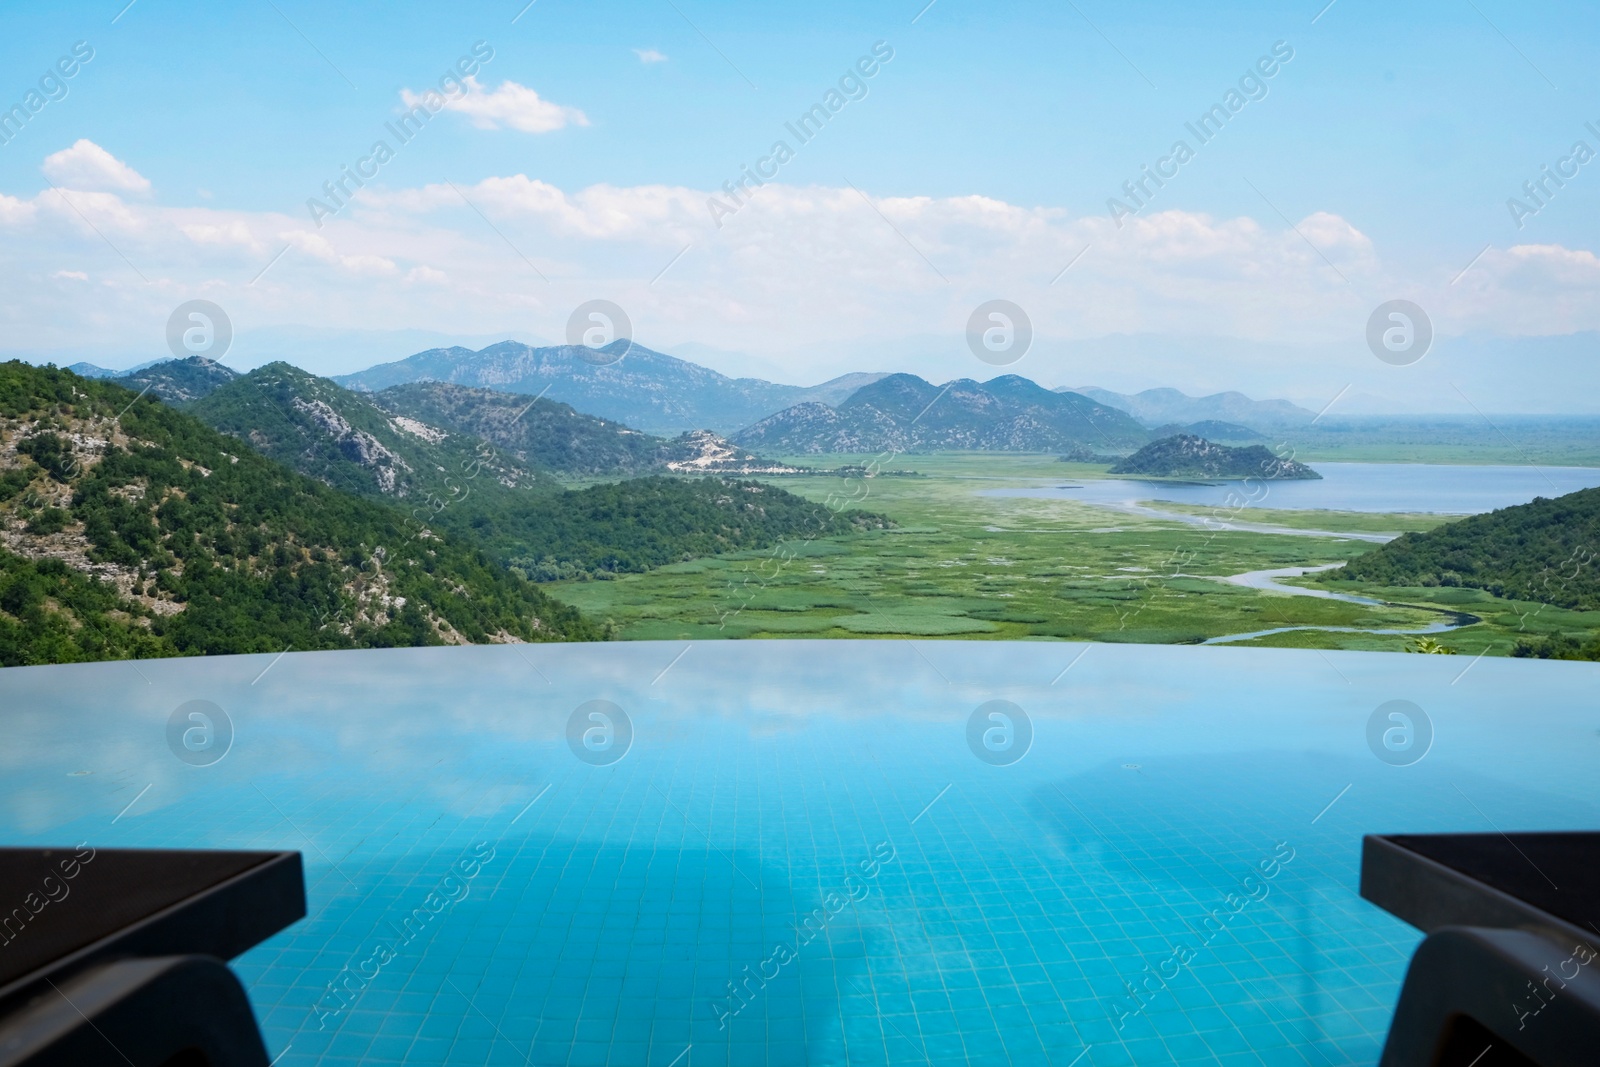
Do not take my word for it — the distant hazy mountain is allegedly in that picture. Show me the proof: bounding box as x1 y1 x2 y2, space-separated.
334 340 887 436
67 358 169 380
1067 386 1315 430
794 371 892 407
222 325 551 376
1110 435 1321 480
64 362 119 379
1148 420 1265 442
373 382 803 477
733 374 1148 453
59 356 240 402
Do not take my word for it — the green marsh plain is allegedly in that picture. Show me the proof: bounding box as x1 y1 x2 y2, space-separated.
545 453 1599 656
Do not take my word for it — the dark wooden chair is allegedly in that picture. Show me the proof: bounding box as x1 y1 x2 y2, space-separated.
1362 833 1600 1067
0 848 304 1067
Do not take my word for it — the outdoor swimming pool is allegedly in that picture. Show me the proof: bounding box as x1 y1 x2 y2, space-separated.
4 641 1596 1066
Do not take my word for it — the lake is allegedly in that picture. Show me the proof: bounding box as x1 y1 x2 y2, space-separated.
983 462 1600 515
3 641 1596 1066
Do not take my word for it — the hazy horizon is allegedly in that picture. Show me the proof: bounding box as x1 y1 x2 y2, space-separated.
5 1 1598 414
14 323 1600 417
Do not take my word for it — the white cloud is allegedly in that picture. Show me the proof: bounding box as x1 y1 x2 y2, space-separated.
1505 243 1600 277
405 265 448 285
1296 211 1373 252
41 140 151 193
400 77 588 134
40 187 144 233
181 220 262 253
285 231 398 276
0 193 36 225
51 270 88 281
633 48 668 64
3 150 1600 409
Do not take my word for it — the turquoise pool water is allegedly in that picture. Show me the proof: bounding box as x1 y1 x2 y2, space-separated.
3 642 1597 1066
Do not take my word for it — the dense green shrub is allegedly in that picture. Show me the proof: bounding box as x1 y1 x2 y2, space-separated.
1336 489 1599 609
1511 633 1600 661
0 361 599 664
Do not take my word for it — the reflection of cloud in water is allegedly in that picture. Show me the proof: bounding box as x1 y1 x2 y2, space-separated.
3 641 1598 1065
5 640 1598 837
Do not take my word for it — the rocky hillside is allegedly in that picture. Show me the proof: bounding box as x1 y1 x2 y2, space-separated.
0 362 597 665
190 365 541 504
181 366 879 582
662 430 808 475
1109 434 1321 479
334 340 882 436
732 374 1148 453
372 382 802 477
120 356 240 404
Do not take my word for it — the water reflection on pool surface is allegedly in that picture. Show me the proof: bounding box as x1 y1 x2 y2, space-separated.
3 642 1595 1066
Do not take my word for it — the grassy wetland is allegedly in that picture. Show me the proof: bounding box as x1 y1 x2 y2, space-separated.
543 452 1595 655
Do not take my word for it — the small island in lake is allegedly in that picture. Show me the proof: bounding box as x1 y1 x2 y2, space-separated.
1109 434 1322 480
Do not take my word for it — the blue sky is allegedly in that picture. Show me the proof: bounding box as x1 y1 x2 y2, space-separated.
1 0 1597 410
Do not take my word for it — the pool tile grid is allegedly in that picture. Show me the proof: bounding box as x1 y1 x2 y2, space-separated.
30 746 1401 1067
170 723 1419 1067
11 643 1593 1066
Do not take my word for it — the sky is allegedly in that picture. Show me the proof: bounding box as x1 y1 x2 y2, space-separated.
1 0 1597 411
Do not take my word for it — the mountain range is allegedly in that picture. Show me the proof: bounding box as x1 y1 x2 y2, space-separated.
732 373 1148 454
1067 386 1316 429
77 346 1322 461
189 363 546 504
0 361 598 663
67 360 167 380
372 383 802 477
178 362 881 580
116 358 795 484
0 360 894 664
332 340 889 436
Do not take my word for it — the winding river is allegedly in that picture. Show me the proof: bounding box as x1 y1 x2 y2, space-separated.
1202 564 1480 645
978 461 1600 643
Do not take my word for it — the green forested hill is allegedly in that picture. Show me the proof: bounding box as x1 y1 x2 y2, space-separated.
0 362 596 666
374 382 674 475
186 366 887 580
1335 487 1599 608
374 382 800 477
1109 435 1321 479
732 373 1149 454
120 356 239 404
486 476 892 580
190 364 544 504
